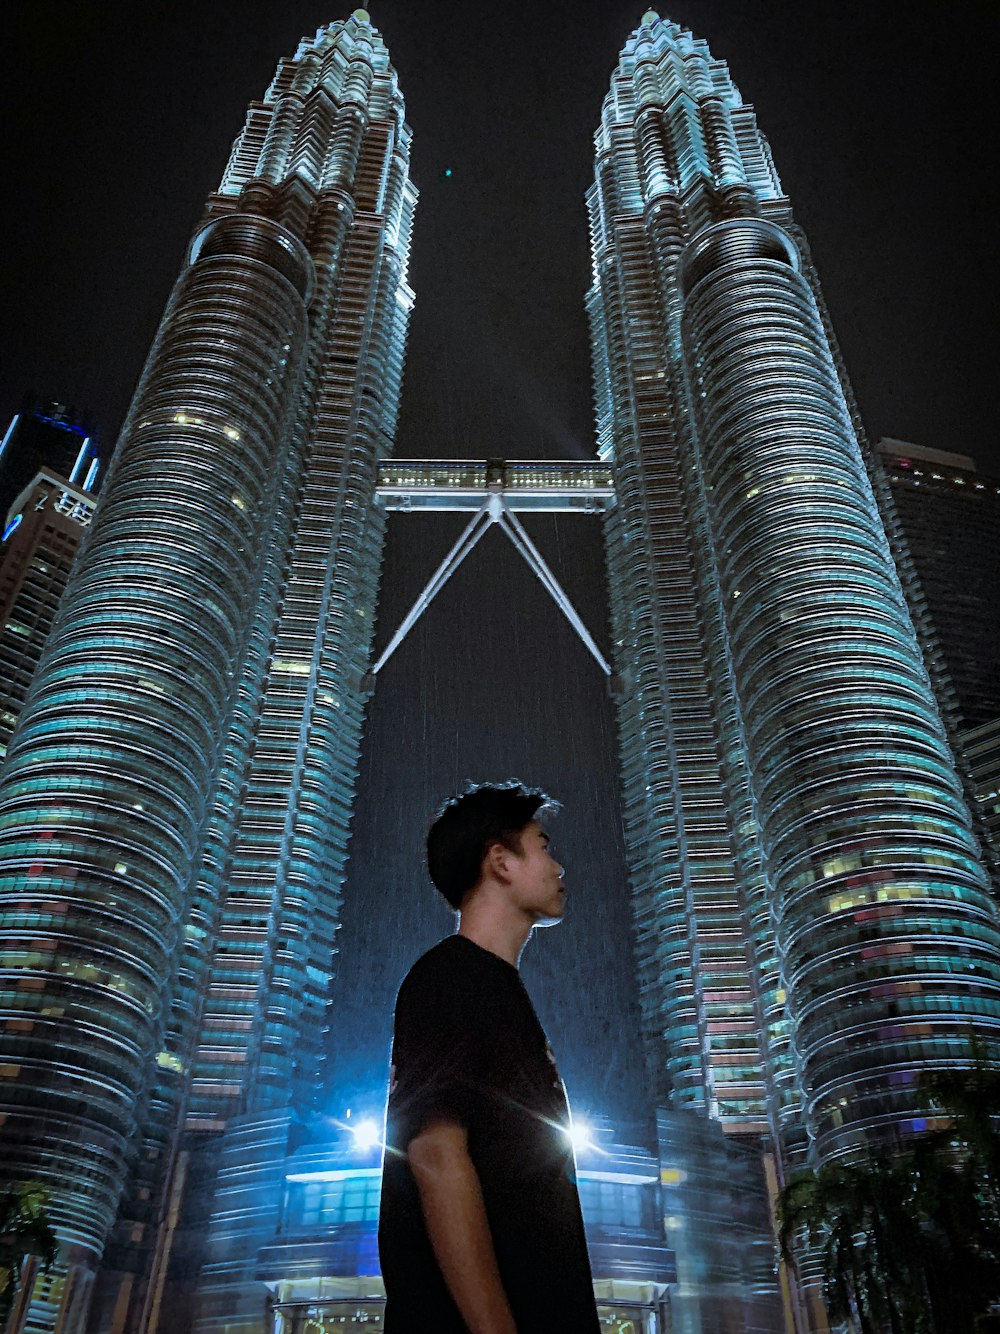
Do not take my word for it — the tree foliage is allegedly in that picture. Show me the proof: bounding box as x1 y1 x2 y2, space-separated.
0 1183 57 1323
778 1059 1000 1334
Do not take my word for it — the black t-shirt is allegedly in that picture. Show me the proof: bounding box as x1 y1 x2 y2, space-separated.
378 934 600 1333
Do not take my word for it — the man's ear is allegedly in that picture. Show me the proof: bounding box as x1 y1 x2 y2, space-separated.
485 840 512 883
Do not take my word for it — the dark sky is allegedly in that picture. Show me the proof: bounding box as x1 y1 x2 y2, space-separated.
4 0 998 1129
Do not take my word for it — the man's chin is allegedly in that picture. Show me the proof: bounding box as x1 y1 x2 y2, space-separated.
535 899 566 928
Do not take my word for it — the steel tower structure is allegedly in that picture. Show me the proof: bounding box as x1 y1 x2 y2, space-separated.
0 11 415 1330
588 11 1000 1167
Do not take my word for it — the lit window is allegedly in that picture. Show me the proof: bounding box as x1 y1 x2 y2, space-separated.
156 1051 185 1073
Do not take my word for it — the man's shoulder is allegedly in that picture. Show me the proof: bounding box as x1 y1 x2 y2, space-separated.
397 936 510 1007
400 935 477 990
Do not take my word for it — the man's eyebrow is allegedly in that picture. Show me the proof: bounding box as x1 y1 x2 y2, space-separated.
539 831 550 844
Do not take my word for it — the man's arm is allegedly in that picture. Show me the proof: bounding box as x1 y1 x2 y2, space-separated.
407 1119 517 1334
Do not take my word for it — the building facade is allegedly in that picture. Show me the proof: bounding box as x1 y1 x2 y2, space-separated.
191 1113 676 1334
0 12 415 1331
963 719 1000 884
0 402 100 530
877 438 1000 896
0 471 98 761
877 438 1000 732
588 9 1000 1181
181 1110 785 1334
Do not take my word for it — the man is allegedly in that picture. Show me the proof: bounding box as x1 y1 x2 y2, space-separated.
378 782 600 1333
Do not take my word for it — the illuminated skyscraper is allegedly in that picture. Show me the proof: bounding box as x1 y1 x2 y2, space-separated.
877 439 1000 895
0 401 99 529
0 469 97 761
878 438 1000 732
588 9 1000 1177
0 11 414 1330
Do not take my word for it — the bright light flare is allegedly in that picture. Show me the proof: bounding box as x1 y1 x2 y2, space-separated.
566 1118 594 1152
351 1118 381 1152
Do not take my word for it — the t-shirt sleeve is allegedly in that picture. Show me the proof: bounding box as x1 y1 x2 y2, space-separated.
387 952 496 1150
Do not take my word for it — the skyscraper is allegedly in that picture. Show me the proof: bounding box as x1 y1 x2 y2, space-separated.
0 11 415 1329
0 402 100 529
964 718 1000 887
0 469 98 761
878 437 1000 732
876 438 1000 896
588 8 1000 1180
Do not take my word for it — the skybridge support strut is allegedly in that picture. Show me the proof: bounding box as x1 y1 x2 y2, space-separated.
370 497 494 677
495 502 610 677
368 484 613 683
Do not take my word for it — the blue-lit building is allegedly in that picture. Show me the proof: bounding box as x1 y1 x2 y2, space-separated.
0 12 415 1331
0 401 100 527
588 6 1000 1186
877 438 1000 897
182 1111 790 1334
189 1113 675 1334
0 470 98 760
657 1111 789 1334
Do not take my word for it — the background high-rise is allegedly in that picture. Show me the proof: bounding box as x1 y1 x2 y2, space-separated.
0 469 97 760
0 402 99 528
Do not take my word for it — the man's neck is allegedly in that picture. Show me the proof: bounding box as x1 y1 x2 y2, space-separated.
457 899 532 968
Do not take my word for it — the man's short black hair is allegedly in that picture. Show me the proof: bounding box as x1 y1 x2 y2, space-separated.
426 781 559 910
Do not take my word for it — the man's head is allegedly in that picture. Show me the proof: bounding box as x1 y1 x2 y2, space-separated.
427 781 561 912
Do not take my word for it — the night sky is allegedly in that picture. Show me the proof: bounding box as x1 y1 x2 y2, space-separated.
4 1 998 1131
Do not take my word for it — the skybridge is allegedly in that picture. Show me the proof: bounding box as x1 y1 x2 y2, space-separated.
371 459 616 682
375 457 614 513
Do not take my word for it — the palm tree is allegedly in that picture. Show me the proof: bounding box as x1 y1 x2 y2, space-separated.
0 1183 57 1325
778 1156 928 1334
917 1048 1000 1331
906 1132 1000 1334
924 1042 1000 1204
778 1046 1000 1334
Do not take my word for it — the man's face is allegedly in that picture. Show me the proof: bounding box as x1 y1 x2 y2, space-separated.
505 821 566 926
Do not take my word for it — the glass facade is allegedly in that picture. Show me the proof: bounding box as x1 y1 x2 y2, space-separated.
588 12 802 1154
375 458 615 511
0 211 312 1271
589 11 1000 1169
878 439 1000 731
197 1112 673 1334
657 1110 787 1334
0 471 96 760
963 717 1000 888
0 402 100 531
0 12 415 1331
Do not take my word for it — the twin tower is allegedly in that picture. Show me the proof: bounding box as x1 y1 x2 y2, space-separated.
1 9 998 1331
